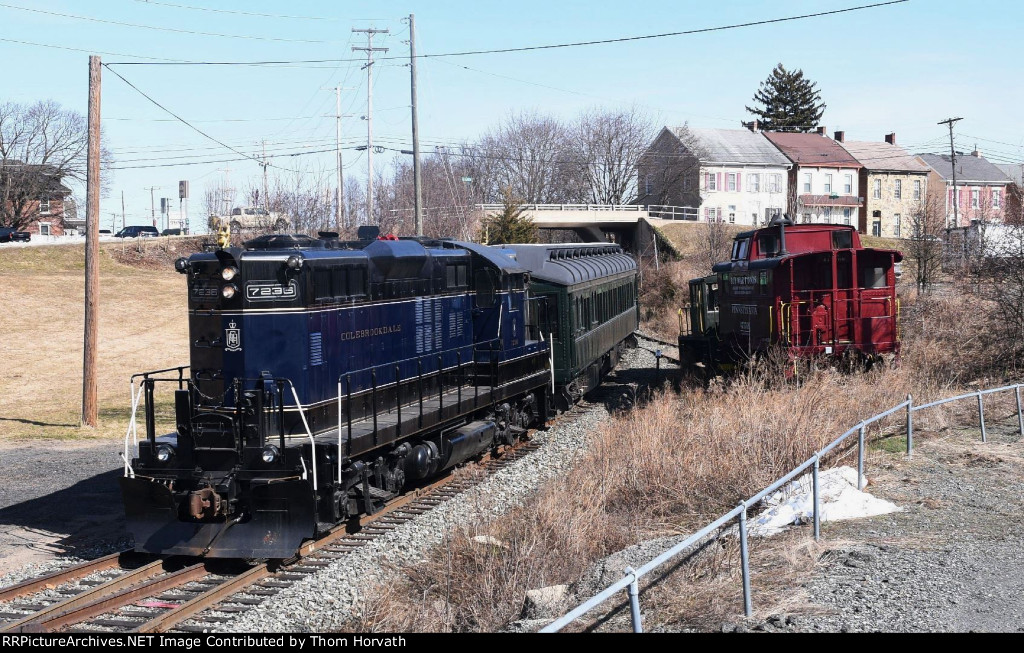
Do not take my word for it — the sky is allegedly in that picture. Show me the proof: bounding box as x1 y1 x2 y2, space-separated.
1 0 1022 232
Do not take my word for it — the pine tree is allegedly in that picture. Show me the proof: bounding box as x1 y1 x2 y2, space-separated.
482 187 538 244
745 63 826 133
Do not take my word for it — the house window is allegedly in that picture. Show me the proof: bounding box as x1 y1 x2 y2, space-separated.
644 174 653 196
803 173 811 193
824 174 833 194
844 175 853 195
873 179 881 199
705 207 720 221
39 198 51 215
748 173 760 192
708 174 717 191
727 173 737 192
683 176 691 192
843 208 852 225
768 174 781 193
971 189 979 209
39 222 51 236
824 207 833 221
872 220 881 237
894 214 901 238
894 179 902 199
913 180 922 200
802 213 812 223
993 189 1001 209
728 205 736 223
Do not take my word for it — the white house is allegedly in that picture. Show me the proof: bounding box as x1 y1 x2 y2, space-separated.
637 127 791 225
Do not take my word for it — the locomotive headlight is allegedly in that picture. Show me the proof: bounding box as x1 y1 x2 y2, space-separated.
221 266 238 281
286 255 304 271
155 444 175 463
174 257 190 274
261 445 280 464
221 284 238 299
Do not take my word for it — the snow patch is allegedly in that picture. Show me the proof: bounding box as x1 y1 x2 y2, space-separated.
751 466 900 537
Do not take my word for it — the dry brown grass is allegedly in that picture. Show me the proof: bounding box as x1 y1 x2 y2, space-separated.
354 355 955 632
0 244 188 441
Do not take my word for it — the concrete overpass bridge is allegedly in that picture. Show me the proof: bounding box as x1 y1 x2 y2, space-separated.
474 204 698 254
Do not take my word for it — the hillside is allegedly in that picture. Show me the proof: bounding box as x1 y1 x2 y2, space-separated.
0 243 189 441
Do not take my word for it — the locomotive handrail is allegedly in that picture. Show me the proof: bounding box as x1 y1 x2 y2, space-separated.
285 380 318 492
543 381 1024 633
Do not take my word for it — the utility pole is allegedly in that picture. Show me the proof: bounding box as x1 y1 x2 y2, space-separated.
260 140 270 223
939 117 963 229
353 27 389 226
121 190 126 230
322 86 355 231
145 186 159 228
83 55 101 428
408 14 423 236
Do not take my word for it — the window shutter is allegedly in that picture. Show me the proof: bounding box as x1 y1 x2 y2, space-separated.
704 172 710 190
737 173 742 192
717 173 722 191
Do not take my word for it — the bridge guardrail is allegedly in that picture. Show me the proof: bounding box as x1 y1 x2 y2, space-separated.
541 382 1024 633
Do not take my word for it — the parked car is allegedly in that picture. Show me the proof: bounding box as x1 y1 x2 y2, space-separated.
161 228 182 236
99 229 112 235
115 226 159 238
0 228 31 243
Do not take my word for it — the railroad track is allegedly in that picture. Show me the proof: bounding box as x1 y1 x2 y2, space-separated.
0 438 543 634
633 331 681 365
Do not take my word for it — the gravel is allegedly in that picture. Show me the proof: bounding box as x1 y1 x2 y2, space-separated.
225 345 663 632
0 438 129 584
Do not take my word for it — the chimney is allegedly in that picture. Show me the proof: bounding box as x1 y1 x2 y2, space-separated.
742 119 760 133
971 146 982 158
833 130 845 143
816 126 827 136
885 132 896 145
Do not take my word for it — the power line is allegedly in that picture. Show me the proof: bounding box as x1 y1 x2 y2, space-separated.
0 2 345 44
105 1 911 66
0 35 188 61
129 0 338 20
102 63 300 174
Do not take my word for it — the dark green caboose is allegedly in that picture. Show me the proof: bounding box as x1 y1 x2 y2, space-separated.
506 244 639 407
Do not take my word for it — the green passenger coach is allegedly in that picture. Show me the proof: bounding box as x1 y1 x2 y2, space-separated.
505 244 639 407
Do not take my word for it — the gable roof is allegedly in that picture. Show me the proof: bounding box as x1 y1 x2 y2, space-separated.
676 128 791 167
840 140 929 174
918 153 1012 184
997 163 1023 186
763 132 861 168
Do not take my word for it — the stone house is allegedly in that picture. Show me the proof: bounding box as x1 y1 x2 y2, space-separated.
839 133 930 238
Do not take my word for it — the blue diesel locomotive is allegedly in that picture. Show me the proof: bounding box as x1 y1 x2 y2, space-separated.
120 234 638 559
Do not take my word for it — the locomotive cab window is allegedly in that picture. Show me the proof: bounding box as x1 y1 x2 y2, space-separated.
475 268 497 308
758 233 780 257
732 238 751 261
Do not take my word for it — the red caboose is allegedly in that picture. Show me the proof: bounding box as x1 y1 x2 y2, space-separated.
679 218 902 373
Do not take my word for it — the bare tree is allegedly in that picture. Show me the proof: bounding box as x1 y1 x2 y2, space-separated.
906 190 945 294
568 106 656 205
0 100 112 230
696 215 731 272
474 111 578 204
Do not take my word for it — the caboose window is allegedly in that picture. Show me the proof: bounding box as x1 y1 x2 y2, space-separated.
832 231 853 250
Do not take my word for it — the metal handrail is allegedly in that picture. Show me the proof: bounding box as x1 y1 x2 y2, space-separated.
543 382 1024 633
